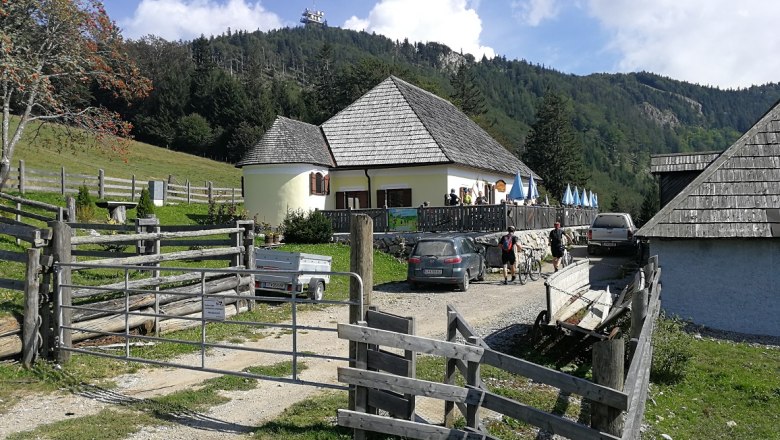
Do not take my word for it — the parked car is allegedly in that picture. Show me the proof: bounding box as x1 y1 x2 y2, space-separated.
587 212 638 255
407 236 485 291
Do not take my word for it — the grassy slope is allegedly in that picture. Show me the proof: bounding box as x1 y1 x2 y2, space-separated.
8 118 242 187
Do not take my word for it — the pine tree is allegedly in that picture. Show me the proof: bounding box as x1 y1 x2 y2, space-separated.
522 91 588 201
137 188 155 219
450 64 487 117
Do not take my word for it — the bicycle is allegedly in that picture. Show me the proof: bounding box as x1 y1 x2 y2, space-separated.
518 247 542 284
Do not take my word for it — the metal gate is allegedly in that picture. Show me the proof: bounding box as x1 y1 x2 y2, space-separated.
54 262 363 390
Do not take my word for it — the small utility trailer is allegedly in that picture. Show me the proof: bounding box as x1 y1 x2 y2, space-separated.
254 248 332 300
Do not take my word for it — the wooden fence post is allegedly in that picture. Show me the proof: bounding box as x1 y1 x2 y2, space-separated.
22 247 42 367
131 174 136 201
591 338 625 435
238 220 255 311
18 159 25 194
444 308 458 427
349 214 373 412
50 221 72 363
630 288 649 355
186 180 191 204
98 169 105 199
208 181 213 203
61 166 66 195
66 196 76 223
466 335 482 432
136 216 160 334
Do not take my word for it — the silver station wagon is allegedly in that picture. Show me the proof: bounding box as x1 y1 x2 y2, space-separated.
407 236 486 291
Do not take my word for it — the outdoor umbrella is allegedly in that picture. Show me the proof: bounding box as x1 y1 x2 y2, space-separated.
507 172 525 201
583 189 591 207
544 194 549 205
573 186 581 206
594 193 599 208
562 184 574 205
590 191 596 208
527 174 540 200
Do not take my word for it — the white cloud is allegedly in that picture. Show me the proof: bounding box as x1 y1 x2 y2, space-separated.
342 0 495 59
119 0 283 41
587 0 780 88
511 0 561 26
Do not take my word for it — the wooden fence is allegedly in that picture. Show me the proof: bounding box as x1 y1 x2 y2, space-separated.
321 205 598 233
0 191 256 362
338 257 662 439
4 160 243 204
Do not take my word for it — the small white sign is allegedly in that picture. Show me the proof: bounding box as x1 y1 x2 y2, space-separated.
204 297 226 321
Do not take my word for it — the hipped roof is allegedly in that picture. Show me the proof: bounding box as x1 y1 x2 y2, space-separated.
236 116 334 168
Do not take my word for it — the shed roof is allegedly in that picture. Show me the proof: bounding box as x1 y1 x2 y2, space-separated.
321 76 537 177
638 101 780 239
650 151 721 174
236 116 334 168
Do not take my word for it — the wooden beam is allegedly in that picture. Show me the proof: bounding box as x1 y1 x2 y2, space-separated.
481 348 628 410
338 367 483 404
70 227 240 245
337 410 487 440
338 323 484 362
78 246 242 267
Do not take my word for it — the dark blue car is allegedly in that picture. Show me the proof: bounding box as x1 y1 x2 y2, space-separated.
407 236 486 291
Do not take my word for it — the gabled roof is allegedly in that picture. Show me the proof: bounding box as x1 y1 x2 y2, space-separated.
650 151 721 174
321 76 537 177
638 101 780 239
237 116 334 168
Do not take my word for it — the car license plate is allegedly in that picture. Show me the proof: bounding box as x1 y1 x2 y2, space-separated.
603 242 616 247
423 269 442 275
261 282 287 290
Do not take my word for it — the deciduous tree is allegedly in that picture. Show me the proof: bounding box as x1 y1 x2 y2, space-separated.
0 0 151 190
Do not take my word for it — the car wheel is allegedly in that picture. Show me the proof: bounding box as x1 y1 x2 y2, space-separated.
408 280 419 290
458 271 470 291
587 245 596 255
477 261 486 281
308 281 325 301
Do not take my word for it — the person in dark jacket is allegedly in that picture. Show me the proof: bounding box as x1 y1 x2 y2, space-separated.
447 188 460 206
549 221 565 272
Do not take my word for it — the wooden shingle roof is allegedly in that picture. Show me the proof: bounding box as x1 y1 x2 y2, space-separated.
321 76 537 177
638 101 780 239
650 151 721 173
237 116 334 168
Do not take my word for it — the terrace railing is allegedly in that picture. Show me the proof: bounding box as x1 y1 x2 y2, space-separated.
320 204 598 233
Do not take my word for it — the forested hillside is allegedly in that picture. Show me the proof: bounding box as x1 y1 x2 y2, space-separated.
103 25 780 217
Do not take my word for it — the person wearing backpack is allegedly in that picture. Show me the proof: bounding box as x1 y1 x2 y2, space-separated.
501 225 520 284
447 188 460 206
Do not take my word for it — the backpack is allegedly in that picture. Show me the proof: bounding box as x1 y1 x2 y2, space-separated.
500 234 514 252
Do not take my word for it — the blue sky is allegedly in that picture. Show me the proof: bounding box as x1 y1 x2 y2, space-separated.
102 0 780 89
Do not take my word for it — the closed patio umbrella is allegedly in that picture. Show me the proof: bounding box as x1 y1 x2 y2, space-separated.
573 186 581 206
508 172 525 201
527 174 539 201
583 189 591 207
562 184 574 205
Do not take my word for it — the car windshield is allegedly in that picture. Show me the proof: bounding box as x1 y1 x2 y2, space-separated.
593 215 628 228
413 241 455 256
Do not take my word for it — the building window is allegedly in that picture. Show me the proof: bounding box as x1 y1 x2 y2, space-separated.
377 189 412 207
335 191 368 209
310 172 329 195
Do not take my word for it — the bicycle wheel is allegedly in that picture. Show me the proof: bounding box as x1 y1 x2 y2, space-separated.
529 258 542 281
518 263 529 285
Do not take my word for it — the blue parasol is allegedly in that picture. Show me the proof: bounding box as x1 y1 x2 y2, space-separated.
507 172 525 201
593 193 599 208
527 174 539 200
590 191 596 208
573 186 581 206
580 188 588 207
562 184 574 205
583 189 591 207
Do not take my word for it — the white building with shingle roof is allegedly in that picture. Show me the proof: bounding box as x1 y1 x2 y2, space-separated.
238 76 539 226
637 100 780 337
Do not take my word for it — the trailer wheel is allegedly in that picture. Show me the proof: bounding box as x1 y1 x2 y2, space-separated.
309 279 325 301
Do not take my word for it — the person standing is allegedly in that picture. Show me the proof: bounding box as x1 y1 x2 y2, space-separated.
500 226 520 284
447 189 460 206
463 189 473 205
549 221 565 272
475 191 487 205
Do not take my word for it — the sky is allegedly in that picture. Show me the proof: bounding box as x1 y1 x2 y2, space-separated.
101 0 780 90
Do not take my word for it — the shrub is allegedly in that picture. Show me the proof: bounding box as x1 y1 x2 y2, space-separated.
651 313 693 384
75 184 95 222
280 210 332 244
202 200 246 225
136 187 155 219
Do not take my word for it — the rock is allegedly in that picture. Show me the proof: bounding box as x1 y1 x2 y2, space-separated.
726 420 737 428
661 434 673 440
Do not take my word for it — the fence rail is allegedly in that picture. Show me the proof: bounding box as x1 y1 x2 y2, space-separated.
321 205 598 233
5 160 242 204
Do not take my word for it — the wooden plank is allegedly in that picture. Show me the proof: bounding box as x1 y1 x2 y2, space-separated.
71 270 240 298
71 227 239 245
552 289 604 324
481 391 620 440
625 285 662 395
367 349 410 376
0 316 21 338
0 223 44 244
337 410 486 440
0 249 27 263
159 239 232 247
0 204 53 222
622 332 654 439
68 222 134 231
0 192 61 211
338 324 483 362
481 348 628 410
0 333 23 359
0 278 25 292
338 367 483 404
71 250 137 259
367 389 412 419
448 305 489 348
366 309 411 333
77 246 242 267
578 290 612 331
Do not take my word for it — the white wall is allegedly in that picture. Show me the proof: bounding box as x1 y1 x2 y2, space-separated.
242 164 328 226
650 238 780 336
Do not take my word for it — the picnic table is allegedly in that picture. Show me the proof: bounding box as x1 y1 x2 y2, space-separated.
95 200 138 223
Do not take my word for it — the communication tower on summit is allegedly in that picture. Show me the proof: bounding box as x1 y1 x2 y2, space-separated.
301 2 326 26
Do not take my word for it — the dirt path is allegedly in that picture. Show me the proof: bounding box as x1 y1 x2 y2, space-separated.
0 266 561 439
